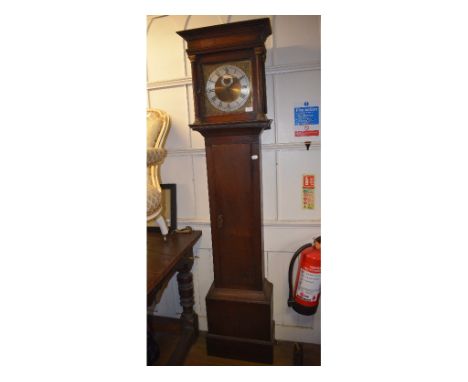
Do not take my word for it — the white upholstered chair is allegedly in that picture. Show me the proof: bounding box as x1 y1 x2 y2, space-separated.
147 109 170 237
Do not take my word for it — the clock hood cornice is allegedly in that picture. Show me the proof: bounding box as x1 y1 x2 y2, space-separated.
177 18 272 55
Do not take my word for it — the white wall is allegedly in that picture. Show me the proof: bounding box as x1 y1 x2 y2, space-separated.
147 15 321 344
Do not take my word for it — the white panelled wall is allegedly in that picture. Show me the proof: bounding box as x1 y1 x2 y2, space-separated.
147 15 321 344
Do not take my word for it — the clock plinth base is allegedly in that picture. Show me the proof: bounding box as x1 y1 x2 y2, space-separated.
206 332 274 364
205 279 274 364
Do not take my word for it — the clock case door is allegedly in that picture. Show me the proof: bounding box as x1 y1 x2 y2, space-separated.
205 127 265 291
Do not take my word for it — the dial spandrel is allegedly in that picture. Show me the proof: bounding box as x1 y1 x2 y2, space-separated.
203 61 253 115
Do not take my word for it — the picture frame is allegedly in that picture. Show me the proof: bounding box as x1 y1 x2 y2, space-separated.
147 183 177 233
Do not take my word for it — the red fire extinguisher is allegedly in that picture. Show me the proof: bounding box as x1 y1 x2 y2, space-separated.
288 236 321 316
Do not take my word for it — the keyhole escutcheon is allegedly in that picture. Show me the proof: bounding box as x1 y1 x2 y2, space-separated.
217 214 224 229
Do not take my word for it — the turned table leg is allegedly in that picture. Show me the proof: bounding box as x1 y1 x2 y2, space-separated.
176 250 199 335
166 251 199 365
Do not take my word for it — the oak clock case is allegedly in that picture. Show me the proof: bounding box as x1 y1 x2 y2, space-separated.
177 18 274 364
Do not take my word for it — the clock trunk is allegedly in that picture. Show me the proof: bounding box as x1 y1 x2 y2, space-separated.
193 121 274 364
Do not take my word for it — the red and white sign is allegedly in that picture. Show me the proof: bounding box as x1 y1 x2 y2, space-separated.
302 174 315 210
295 129 320 137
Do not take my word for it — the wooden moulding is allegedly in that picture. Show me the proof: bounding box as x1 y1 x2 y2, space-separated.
190 119 272 136
177 18 272 55
178 18 272 125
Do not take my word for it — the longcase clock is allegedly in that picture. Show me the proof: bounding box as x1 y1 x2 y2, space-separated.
178 18 274 363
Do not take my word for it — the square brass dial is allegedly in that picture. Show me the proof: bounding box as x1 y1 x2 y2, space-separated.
202 60 253 117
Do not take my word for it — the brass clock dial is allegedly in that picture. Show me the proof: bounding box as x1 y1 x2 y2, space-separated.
203 60 253 115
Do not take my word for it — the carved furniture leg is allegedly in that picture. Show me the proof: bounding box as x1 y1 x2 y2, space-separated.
166 251 199 365
176 250 199 334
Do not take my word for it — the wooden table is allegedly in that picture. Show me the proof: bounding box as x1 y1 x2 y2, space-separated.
147 230 202 366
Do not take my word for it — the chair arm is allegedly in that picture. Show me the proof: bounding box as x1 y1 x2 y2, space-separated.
147 148 167 166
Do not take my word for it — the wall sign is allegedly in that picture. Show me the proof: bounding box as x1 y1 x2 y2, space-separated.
302 174 315 210
294 101 320 137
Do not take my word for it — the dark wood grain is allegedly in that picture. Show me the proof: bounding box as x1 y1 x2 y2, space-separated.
206 280 273 342
147 230 201 296
200 121 274 362
177 18 272 125
178 18 274 364
174 331 321 366
177 18 272 55
147 230 201 366
209 142 260 289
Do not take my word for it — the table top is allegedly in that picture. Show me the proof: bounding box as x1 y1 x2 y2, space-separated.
147 230 202 295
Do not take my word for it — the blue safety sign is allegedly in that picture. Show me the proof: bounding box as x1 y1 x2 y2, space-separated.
294 102 319 126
